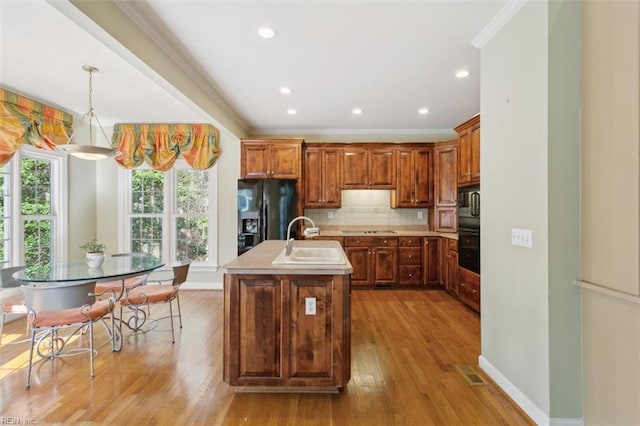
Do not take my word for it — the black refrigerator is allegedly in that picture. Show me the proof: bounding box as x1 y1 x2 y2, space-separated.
237 179 297 255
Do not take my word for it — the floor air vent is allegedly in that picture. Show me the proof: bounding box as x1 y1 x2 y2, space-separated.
455 364 487 386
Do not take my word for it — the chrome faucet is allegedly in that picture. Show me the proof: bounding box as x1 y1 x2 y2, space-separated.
284 216 319 256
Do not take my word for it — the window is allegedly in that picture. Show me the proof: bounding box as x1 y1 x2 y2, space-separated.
123 160 216 266
0 147 66 267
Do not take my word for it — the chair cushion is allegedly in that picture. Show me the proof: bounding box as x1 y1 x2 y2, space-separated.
29 300 113 328
2 295 27 314
121 285 178 306
95 276 146 293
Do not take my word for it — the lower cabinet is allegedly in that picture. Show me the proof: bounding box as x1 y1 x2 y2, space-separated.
441 238 458 294
422 237 439 286
398 237 422 286
344 237 398 287
223 273 351 390
458 266 480 313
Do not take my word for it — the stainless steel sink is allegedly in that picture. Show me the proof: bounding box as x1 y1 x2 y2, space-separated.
272 246 347 265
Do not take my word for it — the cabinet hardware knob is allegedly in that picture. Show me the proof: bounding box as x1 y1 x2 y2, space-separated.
408 273 412 277
408 255 412 258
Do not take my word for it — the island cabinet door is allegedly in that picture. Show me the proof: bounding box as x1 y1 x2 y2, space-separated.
286 276 346 386
225 276 284 386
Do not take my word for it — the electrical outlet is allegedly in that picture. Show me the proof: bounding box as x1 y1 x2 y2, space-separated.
511 228 533 248
305 297 316 315
417 211 423 219
328 211 334 220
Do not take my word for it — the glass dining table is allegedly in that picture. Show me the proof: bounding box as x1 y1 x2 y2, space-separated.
13 254 165 352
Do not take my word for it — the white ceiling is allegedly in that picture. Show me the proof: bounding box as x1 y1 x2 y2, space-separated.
0 0 509 138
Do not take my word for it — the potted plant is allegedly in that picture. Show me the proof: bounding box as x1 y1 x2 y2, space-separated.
80 239 106 268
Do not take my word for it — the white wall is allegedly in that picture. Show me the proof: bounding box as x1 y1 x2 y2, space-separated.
480 0 582 423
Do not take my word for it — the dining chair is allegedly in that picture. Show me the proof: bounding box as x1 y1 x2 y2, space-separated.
0 265 28 346
119 260 190 343
22 280 115 389
94 253 148 300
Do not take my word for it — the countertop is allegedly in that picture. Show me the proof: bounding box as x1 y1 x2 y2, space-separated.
311 225 458 240
223 240 353 275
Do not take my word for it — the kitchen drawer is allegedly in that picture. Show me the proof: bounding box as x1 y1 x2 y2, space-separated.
344 237 398 247
399 266 422 285
399 237 421 247
399 247 421 265
458 266 480 312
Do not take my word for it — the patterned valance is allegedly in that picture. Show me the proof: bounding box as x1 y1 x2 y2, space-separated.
0 88 73 167
112 123 221 171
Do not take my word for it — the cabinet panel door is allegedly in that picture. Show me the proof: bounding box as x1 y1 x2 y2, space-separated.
341 149 368 189
458 130 471 185
288 277 334 379
322 149 342 207
238 278 282 379
435 207 457 233
271 144 300 179
242 145 270 179
435 144 458 206
447 249 459 294
303 149 323 207
396 150 414 206
372 247 397 285
345 246 371 286
422 237 439 284
469 124 481 184
369 149 396 188
414 148 434 207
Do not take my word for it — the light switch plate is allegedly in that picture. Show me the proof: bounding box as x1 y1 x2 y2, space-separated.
417 211 423 219
305 297 316 315
511 228 533 248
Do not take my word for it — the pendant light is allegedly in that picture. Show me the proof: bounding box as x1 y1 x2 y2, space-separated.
57 65 120 160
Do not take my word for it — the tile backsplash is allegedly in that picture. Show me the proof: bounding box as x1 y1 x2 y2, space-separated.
304 190 428 227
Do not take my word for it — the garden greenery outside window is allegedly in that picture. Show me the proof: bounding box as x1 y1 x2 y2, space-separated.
0 147 66 268
123 159 216 267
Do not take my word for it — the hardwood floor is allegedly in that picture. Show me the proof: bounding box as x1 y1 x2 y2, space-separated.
0 289 532 425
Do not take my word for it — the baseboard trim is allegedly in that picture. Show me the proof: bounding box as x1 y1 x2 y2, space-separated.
479 355 549 425
180 281 222 291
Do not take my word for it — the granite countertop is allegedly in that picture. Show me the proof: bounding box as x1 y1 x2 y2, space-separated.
315 225 458 240
223 240 353 275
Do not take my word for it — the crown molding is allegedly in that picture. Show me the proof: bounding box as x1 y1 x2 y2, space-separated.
472 0 529 49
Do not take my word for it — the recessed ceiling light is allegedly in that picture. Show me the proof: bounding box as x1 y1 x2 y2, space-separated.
287 108 297 115
352 108 363 115
456 70 470 78
418 108 430 115
280 87 292 94
258 27 275 39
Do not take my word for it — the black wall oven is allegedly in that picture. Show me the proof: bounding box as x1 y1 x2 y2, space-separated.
458 185 480 274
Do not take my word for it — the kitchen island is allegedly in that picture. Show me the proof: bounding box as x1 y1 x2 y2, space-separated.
222 240 353 393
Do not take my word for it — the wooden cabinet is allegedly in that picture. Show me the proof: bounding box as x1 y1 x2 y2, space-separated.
422 237 439 286
223 273 351 390
432 141 458 232
303 147 342 208
241 139 303 179
393 147 433 208
458 266 480 313
398 237 422 286
455 115 480 187
440 238 458 294
341 146 396 189
344 236 398 287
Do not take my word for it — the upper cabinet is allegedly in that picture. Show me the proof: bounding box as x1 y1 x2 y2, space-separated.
393 147 433 208
455 115 480 187
303 146 342 208
341 146 396 189
241 139 303 180
433 140 458 232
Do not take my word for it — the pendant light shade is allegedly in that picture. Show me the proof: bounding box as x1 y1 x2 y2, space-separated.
57 65 120 160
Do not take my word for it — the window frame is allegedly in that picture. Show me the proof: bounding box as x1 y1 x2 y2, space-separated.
4 146 68 266
119 159 218 270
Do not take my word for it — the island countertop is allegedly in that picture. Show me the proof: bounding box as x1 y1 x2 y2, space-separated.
223 240 353 275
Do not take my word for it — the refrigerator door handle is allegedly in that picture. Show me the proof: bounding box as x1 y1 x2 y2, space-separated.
261 199 267 241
